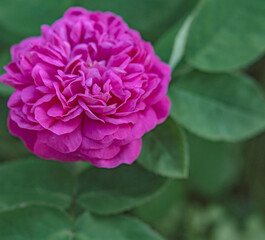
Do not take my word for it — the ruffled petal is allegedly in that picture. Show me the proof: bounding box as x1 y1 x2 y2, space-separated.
37 125 82 153
88 138 142 168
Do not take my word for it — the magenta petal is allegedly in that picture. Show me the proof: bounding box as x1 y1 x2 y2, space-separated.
21 86 41 103
48 117 82 135
0 73 20 88
81 137 111 150
88 138 142 168
47 103 65 117
37 126 82 153
35 106 82 135
7 90 22 108
10 109 43 130
63 7 89 18
80 144 120 159
83 117 118 140
102 112 139 125
152 96 171 124
101 124 131 144
8 116 37 151
70 21 82 44
33 141 80 162
131 107 158 139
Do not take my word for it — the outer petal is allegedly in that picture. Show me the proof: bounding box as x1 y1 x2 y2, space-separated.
152 96 171 124
8 116 37 151
79 144 120 160
33 141 80 162
37 125 82 153
130 107 158 139
88 138 142 168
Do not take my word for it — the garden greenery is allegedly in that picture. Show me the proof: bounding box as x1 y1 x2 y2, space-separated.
0 0 264 239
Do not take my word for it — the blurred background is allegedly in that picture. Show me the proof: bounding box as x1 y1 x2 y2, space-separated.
0 0 264 239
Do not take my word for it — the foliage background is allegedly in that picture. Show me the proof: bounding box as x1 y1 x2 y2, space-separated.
0 0 265 239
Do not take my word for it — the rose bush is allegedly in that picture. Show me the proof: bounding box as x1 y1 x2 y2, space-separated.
0 7 171 168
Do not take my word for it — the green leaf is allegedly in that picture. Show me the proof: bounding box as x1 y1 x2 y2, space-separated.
0 49 10 74
138 118 189 178
74 212 165 240
185 0 265 72
0 205 71 240
154 20 184 63
134 180 184 221
0 50 13 97
0 0 72 37
169 71 265 141
74 0 197 42
154 0 199 61
168 15 194 70
133 180 185 239
0 24 23 45
77 164 166 214
0 84 13 97
0 97 31 160
0 159 75 211
188 133 242 197
245 133 265 211
0 205 164 240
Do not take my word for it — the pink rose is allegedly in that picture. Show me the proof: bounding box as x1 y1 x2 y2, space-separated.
0 7 171 168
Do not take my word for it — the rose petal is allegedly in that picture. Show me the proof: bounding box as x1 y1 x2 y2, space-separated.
8 116 37 151
152 96 171 124
88 138 142 168
83 118 118 140
37 125 82 153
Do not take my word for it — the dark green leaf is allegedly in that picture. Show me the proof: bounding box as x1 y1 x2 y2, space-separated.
134 180 184 222
133 180 185 239
186 0 265 72
0 50 13 96
0 159 75 211
245 133 265 211
0 84 13 97
188 133 242 196
77 164 166 214
155 20 184 63
0 24 23 45
0 205 165 240
0 49 10 74
74 212 165 240
138 118 189 178
154 0 199 61
74 0 197 42
0 97 30 160
0 0 72 37
169 71 265 141
0 205 71 240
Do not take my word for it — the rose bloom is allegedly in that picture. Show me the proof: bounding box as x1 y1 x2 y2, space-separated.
0 7 171 168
